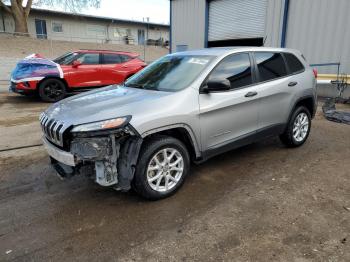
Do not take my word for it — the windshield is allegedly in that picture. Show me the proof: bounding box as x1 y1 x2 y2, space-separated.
124 55 214 92
53 52 80 65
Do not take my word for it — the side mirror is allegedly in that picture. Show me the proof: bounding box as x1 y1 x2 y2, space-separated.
72 60 82 68
201 79 231 93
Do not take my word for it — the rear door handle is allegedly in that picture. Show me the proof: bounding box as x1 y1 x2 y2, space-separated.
245 91 257 97
288 81 298 86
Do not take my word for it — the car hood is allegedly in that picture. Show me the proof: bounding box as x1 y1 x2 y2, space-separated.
44 85 172 126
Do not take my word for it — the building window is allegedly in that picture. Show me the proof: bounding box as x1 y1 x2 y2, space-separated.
52 21 63 33
87 25 106 36
114 28 126 38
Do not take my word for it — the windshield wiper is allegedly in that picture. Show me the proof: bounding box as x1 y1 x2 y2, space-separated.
124 83 144 89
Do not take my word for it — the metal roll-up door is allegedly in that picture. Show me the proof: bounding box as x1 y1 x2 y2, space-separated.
208 0 268 42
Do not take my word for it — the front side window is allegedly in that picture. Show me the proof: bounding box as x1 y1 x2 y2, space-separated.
76 53 100 65
102 54 121 64
125 55 214 92
207 53 253 90
255 52 287 82
284 53 304 73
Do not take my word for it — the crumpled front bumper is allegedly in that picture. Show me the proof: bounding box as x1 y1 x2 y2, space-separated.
43 137 76 166
42 129 143 191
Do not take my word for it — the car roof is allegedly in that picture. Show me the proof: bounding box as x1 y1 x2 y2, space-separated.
171 47 301 57
74 49 139 57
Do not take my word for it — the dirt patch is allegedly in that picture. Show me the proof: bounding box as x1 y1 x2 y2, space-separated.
0 100 349 261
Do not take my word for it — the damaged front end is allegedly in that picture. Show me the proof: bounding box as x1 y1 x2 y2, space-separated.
44 116 143 191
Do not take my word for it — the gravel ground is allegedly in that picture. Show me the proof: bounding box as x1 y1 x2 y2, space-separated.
0 92 349 261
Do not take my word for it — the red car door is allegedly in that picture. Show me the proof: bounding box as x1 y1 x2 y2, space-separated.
63 52 102 88
100 53 131 85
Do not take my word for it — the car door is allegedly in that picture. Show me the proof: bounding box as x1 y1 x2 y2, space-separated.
253 52 300 131
199 52 259 151
65 52 102 88
100 53 127 85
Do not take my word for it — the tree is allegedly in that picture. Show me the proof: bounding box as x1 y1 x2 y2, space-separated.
0 0 100 35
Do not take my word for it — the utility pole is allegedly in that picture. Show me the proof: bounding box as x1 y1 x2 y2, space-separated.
143 17 149 62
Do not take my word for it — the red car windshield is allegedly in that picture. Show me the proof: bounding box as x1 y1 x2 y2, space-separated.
53 52 80 65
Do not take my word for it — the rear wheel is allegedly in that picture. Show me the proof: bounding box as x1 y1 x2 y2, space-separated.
38 78 66 102
280 106 311 147
133 136 190 200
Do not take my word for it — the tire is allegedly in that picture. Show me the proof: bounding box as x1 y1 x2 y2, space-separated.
133 135 190 200
280 106 311 147
38 78 66 102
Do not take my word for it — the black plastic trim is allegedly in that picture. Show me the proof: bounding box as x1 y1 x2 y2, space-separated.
201 123 286 161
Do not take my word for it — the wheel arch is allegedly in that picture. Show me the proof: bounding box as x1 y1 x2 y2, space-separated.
38 76 69 90
290 95 316 120
141 125 202 161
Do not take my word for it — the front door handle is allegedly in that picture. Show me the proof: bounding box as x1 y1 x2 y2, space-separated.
245 91 257 97
288 81 298 86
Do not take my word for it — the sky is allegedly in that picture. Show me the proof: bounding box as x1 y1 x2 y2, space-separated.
66 0 169 25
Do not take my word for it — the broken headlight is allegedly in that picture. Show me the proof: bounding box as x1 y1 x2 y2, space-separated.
71 116 131 133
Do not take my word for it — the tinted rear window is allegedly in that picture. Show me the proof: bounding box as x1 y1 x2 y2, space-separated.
103 54 122 64
255 52 287 82
120 55 132 62
284 53 304 73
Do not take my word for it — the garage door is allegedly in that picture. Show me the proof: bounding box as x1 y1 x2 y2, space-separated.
208 0 268 41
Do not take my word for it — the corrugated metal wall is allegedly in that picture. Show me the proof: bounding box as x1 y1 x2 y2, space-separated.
171 0 206 51
264 0 284 47
286 0 350 73
171 0 350 74
171 0 284 50
208 0 268 41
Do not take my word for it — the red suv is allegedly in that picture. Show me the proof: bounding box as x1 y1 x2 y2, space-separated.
10 50 147 102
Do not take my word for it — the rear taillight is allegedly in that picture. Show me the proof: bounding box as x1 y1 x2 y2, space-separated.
313 68 318 78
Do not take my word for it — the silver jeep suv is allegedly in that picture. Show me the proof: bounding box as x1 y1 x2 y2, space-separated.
40 47 317 199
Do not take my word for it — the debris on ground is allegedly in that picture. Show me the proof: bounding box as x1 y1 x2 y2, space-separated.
322 99 350 124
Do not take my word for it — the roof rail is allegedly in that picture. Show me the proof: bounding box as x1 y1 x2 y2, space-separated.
78 49 135 53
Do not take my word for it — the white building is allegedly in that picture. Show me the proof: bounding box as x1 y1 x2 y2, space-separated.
0 7 169 46
170 0 350 73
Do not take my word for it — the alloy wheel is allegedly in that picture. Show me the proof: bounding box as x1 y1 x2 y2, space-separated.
292 112 309 142
146 148 184 192
43 82 63 99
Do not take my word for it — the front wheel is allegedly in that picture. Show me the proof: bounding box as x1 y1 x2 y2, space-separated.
133 136 190 200
280 106 311 147
38 78 66 102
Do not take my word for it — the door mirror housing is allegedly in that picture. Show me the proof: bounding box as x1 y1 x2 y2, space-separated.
201 79 231 93
72 60 82 68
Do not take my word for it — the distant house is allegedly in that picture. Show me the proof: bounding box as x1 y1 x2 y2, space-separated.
0 7 169 46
